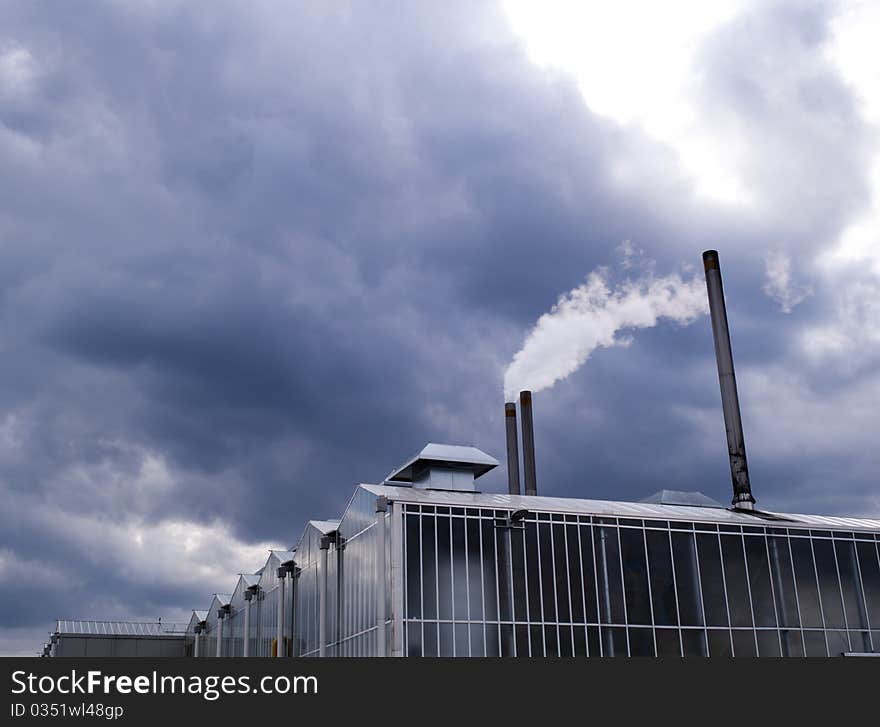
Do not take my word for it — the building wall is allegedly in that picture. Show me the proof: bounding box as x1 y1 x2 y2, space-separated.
54 636 186 657
400 503 880 657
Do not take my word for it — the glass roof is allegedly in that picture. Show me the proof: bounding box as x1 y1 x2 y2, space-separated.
361 484 880 533
55 620 187 636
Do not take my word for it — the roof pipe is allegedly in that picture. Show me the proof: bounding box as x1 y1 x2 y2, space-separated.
504 403 522 496
519 391 537 496
702 250 756 511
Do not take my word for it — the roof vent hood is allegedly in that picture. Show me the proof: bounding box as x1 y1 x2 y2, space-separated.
385 443 499 492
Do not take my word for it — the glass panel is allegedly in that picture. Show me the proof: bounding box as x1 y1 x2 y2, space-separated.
553 523 572 623
628 627 655 656
756 630 781 657
681 629 707 656
558 625 574 657
803 630 827 657
731 630 756 657
835 540 869 631
452 517 468 621
573 625 587 656
856 541 880 630
422 622 438 657
745 536 777 627
437 517 452 621
812 539 846 629
721 536 753 627
422 517 437 620
407 622 422 657
454 623 468 657
655 628 681 657
790 537 823 628
469 624 485 657
439 623 454 656
594 527 625 624
697 533 728 627
540 523 557 623
511 527 528 622
525 522 542 623
587 626 601 657
500 624 515 657
781 630 804 657
825 630 849 656
768 536 799 629
647 530 678 627
580 525 600 623
620 527 652 625
707 629 732 656
484 624 499 657
466 518 483 621
529 624 544 657
601 626 627 657
544 625 559 657
673 532 704 626
849 630 872 653
481 519 498 622
566 524 585 624
515 624 529 657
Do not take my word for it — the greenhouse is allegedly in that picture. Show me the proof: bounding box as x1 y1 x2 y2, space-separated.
178 443 880 658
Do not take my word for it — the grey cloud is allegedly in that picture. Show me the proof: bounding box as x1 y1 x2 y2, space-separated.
1 0 877 653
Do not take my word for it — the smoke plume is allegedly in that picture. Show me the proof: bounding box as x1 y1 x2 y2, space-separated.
503 267 708 400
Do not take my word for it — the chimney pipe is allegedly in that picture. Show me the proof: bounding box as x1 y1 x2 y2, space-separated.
702 250 756 511
504 402 521 496
519 390 537 496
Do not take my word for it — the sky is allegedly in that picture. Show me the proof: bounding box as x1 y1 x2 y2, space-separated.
1 0 879 655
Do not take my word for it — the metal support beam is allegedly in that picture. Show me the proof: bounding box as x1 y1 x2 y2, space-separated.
376 496 388 657
319 536 330 657
276 567 286 658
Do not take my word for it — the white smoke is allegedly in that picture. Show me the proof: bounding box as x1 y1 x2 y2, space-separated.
763 252 812 314
503 266 708 400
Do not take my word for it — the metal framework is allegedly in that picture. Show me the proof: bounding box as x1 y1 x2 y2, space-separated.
178 482 880 658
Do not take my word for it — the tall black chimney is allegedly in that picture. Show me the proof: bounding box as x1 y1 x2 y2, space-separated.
504 402 521 496
519 390 537 496
702 250 756 510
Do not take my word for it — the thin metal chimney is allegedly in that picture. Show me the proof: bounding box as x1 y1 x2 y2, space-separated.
702 250 756 511
519 390 537 496
504 402 521 496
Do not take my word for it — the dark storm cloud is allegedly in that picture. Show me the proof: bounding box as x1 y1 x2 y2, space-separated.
0 0 876 653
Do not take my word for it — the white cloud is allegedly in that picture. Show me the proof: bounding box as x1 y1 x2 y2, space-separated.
502 0 748 204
